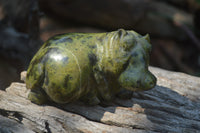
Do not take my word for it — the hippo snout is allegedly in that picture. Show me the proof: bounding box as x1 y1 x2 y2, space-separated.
118 68 157 91
139 71 156 90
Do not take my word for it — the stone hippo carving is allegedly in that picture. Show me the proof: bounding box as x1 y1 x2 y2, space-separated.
26 29 156 105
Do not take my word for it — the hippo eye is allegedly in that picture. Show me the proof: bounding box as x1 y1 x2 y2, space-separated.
121 38 136 51
122 58 130 70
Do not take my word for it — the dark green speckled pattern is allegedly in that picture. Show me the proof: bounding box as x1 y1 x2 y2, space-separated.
26 29 156 105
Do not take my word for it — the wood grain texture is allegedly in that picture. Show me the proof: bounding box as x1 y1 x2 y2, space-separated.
0 67 200 133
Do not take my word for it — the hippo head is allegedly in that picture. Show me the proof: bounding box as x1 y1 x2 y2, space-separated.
117 29 157 91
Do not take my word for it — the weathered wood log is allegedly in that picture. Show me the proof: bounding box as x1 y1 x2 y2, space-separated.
0 67 200 132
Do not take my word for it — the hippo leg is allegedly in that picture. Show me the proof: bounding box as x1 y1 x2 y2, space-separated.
80 85 100 105
81 94 100 105
28 87 49 105
26 61 49 104
116 89 133 99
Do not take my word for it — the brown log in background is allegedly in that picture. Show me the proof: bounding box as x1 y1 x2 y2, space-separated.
0 67 200 133
39 0 193 40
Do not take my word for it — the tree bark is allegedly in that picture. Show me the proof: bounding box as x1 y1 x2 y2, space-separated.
0 67 200 133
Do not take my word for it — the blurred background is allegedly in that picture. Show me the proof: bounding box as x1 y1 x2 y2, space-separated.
0 0 200 90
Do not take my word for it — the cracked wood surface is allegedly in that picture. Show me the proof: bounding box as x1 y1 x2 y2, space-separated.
0 67 200 133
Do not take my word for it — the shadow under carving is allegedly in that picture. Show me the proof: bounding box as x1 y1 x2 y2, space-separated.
50 85 200 132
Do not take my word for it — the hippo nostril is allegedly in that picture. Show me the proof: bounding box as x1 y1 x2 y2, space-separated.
149 81 155 88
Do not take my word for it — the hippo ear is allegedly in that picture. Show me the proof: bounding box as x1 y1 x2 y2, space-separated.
117 29 127 39
143 34 150 43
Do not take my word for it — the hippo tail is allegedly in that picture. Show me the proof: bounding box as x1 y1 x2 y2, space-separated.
26 52 45 90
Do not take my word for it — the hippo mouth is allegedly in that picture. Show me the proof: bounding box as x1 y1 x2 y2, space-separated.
125 76 156 91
